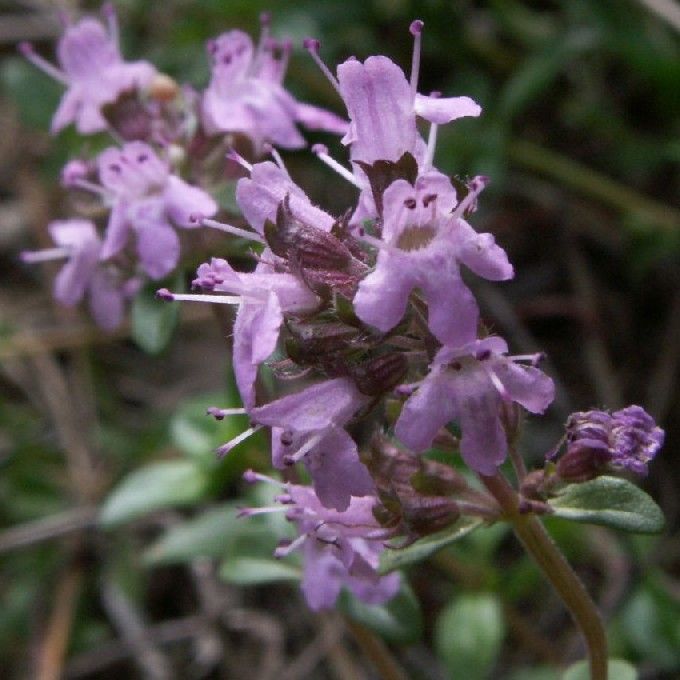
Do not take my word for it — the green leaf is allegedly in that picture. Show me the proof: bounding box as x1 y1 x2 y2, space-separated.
339 581 423 645
143 502 241 564
547 476 665 534
562 658 637 680
220 557 300 585
99 460 208 527
435 592 504 680
379 517 483 574
131 276 182 354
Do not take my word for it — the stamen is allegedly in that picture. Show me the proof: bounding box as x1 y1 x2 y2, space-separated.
274 533 306 558
409 20 424 97
282 433 323 465
216 424 263 458
451 175 489 220
20 247 71 264
263 142 290 177
69 178 110 198
18 42 68 85
226 148 253 172
206 406 247 420
424 121 439 170
243 469 285 486
356 229 402 257
102 3 120 48
509 352 546 366
312 144 363 188
238 505 288 518
156 289 243 305
482 364 510 401
199 216 265 243
303 38 341 95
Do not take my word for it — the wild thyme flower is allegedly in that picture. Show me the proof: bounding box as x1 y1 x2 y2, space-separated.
20 219 136 329
241 472 399 610
72 141 218 279
396 337 554 475
354 172 513 346
202 15 348 150
20 4 156 135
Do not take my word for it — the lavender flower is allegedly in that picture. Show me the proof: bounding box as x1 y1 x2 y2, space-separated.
202 19 348 151
94 141 217 279
20 219 134 329
354 172 513 346
396 337 554 475
20 4 156 135
251 378 376 511
242 473 399 611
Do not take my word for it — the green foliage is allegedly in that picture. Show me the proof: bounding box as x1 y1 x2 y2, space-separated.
99 460 209 527
339 581 423 645
435 592 505 680
547 476 665 534
562 658 637 680
379 517 484 574
220 558 301 585
131 276 182 354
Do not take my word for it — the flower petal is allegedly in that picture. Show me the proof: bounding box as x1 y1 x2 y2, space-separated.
414 94 481 124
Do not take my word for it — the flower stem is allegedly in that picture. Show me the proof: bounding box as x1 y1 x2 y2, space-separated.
480 472 608 680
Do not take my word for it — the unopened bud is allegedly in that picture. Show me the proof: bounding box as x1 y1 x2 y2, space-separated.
149 73 180 102
555 443 607 483
351 352 408 397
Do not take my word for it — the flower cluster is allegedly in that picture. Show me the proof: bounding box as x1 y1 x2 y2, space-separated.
22 8 664 612
157 20 565 608
20 6 346 328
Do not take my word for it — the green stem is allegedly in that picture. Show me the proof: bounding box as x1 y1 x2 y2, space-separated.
481 473 608 680
508 139 680 232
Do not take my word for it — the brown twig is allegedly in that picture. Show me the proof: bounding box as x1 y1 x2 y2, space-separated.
35 562 83 680
101 579 174 680
344 617 408 680
0 506 96 554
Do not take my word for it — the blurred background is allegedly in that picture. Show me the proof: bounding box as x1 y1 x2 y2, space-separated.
0 0 679 678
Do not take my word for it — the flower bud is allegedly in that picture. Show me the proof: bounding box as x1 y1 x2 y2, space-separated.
350 352 408 396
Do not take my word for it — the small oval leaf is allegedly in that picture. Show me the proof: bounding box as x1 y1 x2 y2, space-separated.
435 592 504 680
99 460 208 527
220 557 300 585
547 476 664 534
379 517 484 574
339 581 423 645
131 277 181 355
562 658 637 680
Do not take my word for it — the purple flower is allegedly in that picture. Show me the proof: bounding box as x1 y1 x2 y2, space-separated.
202 24 347 150
395 337 554 475
251 378 376 511
336 55 480 166
235 159 336 235
563 405 663 477
188 256 319 408
20 5 156 134
96 142 217 279
242 474 399 611
21 219 132 329
354 172 513 346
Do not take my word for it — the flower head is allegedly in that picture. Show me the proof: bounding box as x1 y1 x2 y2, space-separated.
20 5 156 134
396 337 554 475
252 378 375 510
202 21 347 150
96 141 217 279
21 219 134 329
354 172 512 345
242 474 399 611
